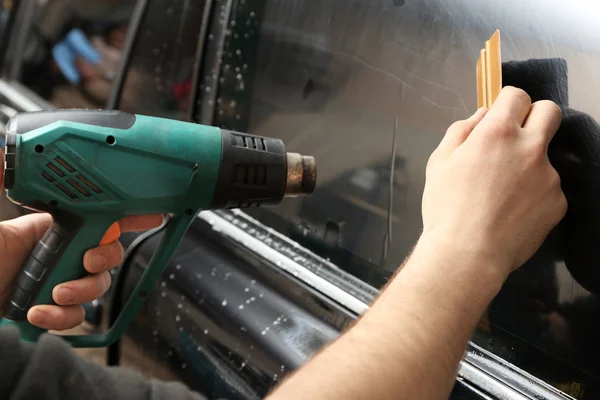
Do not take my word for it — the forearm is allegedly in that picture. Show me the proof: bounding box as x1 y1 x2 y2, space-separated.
267 236 504 400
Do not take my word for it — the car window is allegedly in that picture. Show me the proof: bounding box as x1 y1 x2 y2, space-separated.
207 1 600 397
117 0 208 119
119 0 600 397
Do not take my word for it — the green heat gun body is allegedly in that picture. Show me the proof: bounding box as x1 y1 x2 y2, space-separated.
0 109 316 347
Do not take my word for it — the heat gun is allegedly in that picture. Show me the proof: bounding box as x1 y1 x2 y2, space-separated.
0 109 316 347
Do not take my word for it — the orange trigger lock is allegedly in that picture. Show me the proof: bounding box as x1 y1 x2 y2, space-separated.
100 222 121 246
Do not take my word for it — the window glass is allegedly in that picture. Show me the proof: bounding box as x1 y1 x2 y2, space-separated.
197 0 600 396
119 0 208 119
117 0 600 396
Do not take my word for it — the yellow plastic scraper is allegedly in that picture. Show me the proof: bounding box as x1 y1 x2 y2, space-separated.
476 30 502 108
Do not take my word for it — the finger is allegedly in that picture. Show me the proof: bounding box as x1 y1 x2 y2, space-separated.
437 107 488 154
83 240 123 273
486 86 532 127
522 100 562 146
28 304 85 331
0 214 53 269
52 271 111 305
118 214 164 233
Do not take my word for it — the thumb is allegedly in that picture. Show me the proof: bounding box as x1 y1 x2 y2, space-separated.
436 107 488 156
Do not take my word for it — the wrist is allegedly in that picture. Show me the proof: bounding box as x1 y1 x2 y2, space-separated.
378 233 506 317
414 231 510 288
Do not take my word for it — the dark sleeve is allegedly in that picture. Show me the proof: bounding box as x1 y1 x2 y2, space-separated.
0 327 207 400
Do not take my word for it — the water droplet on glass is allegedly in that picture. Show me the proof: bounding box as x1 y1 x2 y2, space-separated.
205 87 211 93
161 282 167 288
259 293 264 298
246 300 250 304
161 292 167 297
250 297 256 301
176 264 181 270
222 300 228 306
153 330 158 335
235 114 241 120
240 326 247 332
273 374 278 381
241 362 246 368
244 288 250 292
204 329 209 335
196 274 202 279
261 330 266 335
231 20 237 26
239 305 244 310
175 315 181 322
281 365 285 371
169 274 175 280
197 346 202 351
250 280 256 284
178 303 182 309
178 326 183 332
208 34 214 40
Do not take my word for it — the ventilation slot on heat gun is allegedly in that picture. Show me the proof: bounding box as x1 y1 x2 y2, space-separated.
42 157 103 199
234 165 267 186
232 133 267 151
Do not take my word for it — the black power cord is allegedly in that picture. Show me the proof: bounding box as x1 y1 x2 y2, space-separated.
106 214 170 366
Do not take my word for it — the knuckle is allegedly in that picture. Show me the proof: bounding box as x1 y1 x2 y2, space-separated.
99 272 112 293
504 86 532 105
486 119 515 139
535 100 561 116
69 307 85 328
558 192 568 216
447 120 469 134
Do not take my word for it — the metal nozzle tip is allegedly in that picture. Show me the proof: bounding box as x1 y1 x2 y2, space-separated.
285 153 317 197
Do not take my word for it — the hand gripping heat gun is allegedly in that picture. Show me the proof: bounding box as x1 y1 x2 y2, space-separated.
0 109 316 347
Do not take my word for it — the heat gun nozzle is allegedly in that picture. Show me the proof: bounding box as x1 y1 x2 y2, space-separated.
285 153 316 197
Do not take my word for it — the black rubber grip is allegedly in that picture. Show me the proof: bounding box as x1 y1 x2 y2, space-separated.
2 222 70 321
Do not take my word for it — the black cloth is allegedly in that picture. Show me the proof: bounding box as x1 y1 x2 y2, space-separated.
0 327 207 400
503 58 600 296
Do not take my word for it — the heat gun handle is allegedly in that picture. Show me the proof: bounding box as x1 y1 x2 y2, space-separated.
0 213 117 341
63 212 197 348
